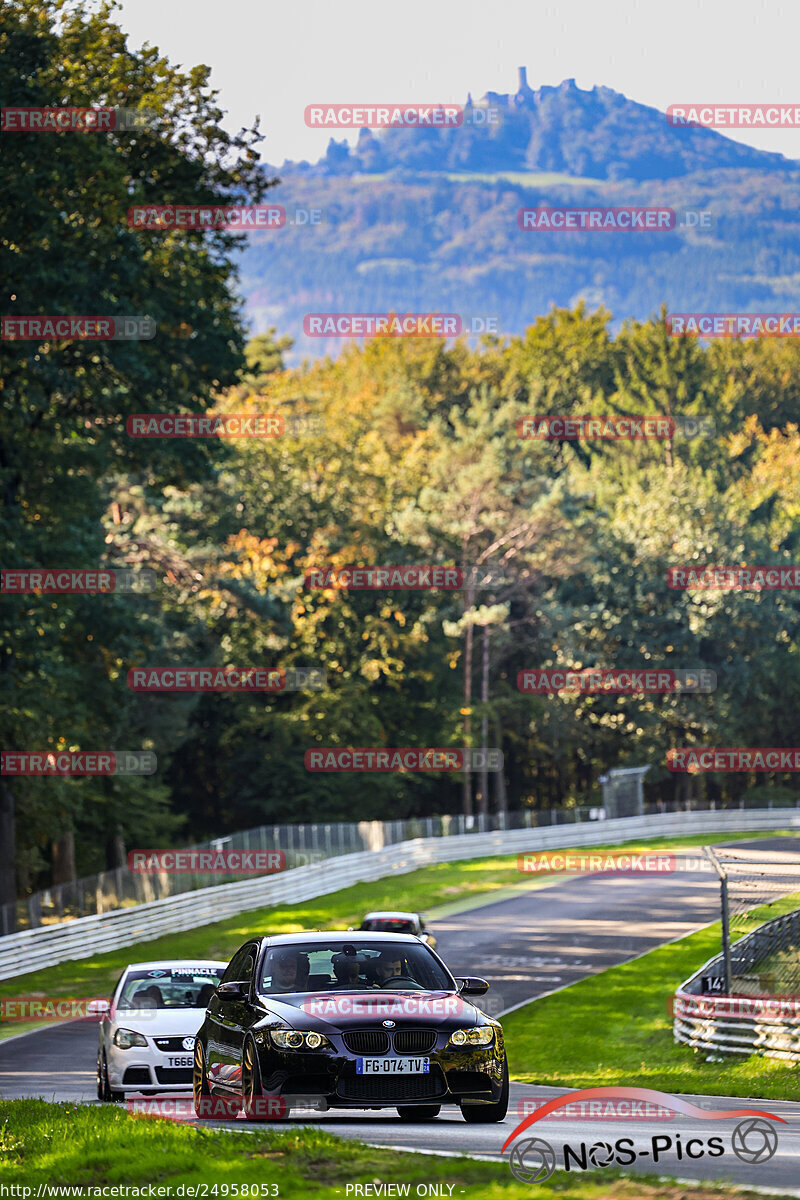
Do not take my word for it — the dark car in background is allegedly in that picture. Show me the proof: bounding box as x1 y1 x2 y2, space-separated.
193 932 507 1122
359 910 437 951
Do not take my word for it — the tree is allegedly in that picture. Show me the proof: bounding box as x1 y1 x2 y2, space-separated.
0 0 273 922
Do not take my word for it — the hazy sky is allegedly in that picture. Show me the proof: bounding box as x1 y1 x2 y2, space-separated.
114 0 800 165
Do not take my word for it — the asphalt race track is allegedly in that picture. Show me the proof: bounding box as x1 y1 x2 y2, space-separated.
3 837 800 1192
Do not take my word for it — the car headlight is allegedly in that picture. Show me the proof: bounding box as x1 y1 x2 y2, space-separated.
447 1026 494 1047
113 1027 148 1049
269 1029 331 1051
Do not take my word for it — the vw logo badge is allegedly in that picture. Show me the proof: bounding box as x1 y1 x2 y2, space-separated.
382 1020 395 1028
182 1036 196 1051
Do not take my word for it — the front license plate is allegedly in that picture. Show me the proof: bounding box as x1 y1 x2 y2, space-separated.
168 1056 193 1067
356 1057 430 1074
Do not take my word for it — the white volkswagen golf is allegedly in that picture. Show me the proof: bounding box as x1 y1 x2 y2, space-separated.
96 959 227 1101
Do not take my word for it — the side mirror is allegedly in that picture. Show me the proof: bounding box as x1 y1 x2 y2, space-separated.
457 977 489 997
216 980 248 1001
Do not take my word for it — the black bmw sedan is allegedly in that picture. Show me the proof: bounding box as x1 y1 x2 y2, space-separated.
193 932 508 1122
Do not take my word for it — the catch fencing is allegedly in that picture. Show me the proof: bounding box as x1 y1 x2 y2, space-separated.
704 844 800 994
1 806 798 982
674 842 800 1061
673 905 800 1062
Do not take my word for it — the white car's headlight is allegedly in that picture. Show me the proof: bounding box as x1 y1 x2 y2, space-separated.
113 1027 148 1049
270 1029 331 1051
447 1026 494 1047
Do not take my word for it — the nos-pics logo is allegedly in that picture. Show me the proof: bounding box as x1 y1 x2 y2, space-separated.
504 1087 782 1183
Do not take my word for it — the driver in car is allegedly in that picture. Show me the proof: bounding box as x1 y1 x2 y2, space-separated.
265 949 308 992
372 951 404 985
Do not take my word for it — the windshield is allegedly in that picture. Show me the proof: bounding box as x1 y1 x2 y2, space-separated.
117 967 225 1009
259 940 452 995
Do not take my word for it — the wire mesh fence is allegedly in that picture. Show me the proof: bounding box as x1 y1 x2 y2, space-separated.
705 843 800 995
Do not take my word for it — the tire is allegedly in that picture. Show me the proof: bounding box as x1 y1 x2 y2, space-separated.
397 1105 441 1121
98 1052 124 1103
460 1057 509 1124
193 1040 239 1120
242 1037 285 1120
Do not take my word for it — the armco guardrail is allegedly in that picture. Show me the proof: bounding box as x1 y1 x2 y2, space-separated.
674 904 800 1062
2 807 798 982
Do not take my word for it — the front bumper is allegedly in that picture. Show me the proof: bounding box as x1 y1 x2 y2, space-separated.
106 1043 195 1093
254 1032 505 1109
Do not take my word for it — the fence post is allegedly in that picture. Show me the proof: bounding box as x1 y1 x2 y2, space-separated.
704 846 732 992
720 876 733 992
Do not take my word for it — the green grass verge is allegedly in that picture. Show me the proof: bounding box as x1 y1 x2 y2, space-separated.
0 1099 790 1199
504 918 800 1101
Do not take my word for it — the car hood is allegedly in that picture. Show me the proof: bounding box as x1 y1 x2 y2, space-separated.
254 990 482 1032
111 1006 207 1037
